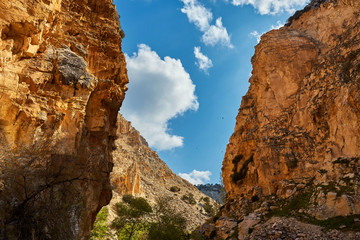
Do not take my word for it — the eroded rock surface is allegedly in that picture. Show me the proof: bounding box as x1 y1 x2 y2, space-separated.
223 0 359 213
0 0 128 239
204 0 360 239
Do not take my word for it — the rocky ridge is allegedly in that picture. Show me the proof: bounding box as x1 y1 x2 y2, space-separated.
200 0 360 239
196 184 225 204
0 0 128 239
108 114 218 231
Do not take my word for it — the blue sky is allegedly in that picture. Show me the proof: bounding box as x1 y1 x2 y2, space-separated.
114 0 308 184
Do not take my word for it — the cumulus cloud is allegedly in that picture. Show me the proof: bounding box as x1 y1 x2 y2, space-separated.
249 20 284 43
121 44 199 151
179 170 212 185
194 46 213 73
230 0 307 15
181 0 233 48
202 17 233 48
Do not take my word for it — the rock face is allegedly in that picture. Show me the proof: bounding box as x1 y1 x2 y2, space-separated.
109 114 218 230
0 0 128 239
209 0 360 239
223 0 359 211
196 184 225 204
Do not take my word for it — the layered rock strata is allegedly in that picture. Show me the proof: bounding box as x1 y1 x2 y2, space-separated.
0 0 128 239
208 0 360 239
109 114 218 230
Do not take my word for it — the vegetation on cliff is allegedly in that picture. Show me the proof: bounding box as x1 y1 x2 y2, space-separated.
91 195 190 240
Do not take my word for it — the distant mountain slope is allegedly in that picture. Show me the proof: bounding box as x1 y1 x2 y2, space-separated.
108 114 218 230
196 184 225 204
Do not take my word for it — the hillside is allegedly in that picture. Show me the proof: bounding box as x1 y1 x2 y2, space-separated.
107 114 218 231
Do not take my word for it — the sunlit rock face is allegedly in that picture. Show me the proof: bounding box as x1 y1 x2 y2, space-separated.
222 0 359 219
0 0 128 239
109 114 217 231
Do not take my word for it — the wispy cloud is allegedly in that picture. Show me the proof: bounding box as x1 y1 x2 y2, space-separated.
194 46 213 73
229 0 307 15
121 44 199 151
181 0 233 48
249 30 262 43
249 20 284 43
179 170 212 185
181 0 213 31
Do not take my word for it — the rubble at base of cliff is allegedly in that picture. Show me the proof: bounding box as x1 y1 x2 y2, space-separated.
197 156 359 239
246 217 360 240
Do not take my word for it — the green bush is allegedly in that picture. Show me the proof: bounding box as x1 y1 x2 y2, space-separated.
122 194 134 204
203 202 215 217
111 196 152 240
148 197 188 240
90 207 109 240
190 230 206 240
170 186 181 192
181 193 196 205
111 195 189 240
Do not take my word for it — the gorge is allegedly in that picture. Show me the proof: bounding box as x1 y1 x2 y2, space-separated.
0 0 359 239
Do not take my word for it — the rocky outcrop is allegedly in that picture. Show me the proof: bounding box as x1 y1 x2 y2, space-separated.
0 0 128 239
109 114 218 230
196 184 225 204
223 0 359 211
207 0 360 239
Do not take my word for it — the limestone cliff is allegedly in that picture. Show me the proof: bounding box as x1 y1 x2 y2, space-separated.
0 0 128 239
203 0 360 239
109 114 218 230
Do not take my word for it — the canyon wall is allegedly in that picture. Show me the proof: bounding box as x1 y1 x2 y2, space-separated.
0 0 128 239
203 0 360 239
223 0 359 207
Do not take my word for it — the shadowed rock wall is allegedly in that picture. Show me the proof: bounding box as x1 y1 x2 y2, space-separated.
0 0 128 239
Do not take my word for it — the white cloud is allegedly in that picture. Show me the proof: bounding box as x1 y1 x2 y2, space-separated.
249 20 284 43
249 30 262 43
181 0 233 48
181 0 213 32
202 17 234 48
194 46 213 73
230 0 307 15
179 170 212 185
271 20 285 30
121 44 199 151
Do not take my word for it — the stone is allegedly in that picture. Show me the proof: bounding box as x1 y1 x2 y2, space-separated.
218 0 360 238
0 0 128 239
222 0 360 222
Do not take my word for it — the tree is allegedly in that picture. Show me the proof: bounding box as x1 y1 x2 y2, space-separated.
111 194 152 240
148 196 188 240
